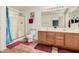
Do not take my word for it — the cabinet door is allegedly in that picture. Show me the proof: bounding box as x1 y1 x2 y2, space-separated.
55 32 65 47
47 32 55 45
65 33 79 50
38 31 47 44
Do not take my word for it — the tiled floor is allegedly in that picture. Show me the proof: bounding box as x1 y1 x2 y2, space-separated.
0 41 58 53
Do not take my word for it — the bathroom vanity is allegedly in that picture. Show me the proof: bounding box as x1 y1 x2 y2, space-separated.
38 28 79 51
38 7 79 51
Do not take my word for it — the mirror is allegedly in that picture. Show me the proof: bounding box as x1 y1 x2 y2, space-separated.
41 7 67 28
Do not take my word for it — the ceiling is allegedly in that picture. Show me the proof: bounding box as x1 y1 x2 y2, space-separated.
10 6 69 14
10 6 44 11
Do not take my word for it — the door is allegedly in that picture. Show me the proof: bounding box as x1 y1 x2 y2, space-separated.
38 31 47 44
10 11 18 40
65 33 79 50
55 32 65 47
47 32 55 45
18 15 25 38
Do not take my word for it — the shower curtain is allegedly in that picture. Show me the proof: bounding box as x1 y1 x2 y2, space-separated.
6 7 12 45
6 7 25 45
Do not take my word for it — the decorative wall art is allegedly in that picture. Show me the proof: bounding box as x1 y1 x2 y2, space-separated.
29 12 35 24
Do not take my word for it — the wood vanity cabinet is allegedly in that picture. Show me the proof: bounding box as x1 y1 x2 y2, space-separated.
38 31 47 44
55 32 65 47
47 32 55 45
65 33 79 50
38 31 79 51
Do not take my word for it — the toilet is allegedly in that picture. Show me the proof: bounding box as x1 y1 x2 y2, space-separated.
26 29 36 42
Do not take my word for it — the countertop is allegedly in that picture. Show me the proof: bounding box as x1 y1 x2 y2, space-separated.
38 27 79 33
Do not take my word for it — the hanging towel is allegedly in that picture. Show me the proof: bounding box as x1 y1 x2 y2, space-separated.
68 20 71 28
29 18 33 23
6 7 12 45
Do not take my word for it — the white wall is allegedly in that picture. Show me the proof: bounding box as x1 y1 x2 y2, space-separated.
0 6 6 51
23 7 49 34
24 7 44 40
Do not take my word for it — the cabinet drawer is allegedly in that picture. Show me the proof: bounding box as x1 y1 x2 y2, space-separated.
56 32 64 37
47 32 55 45
47 32 55 38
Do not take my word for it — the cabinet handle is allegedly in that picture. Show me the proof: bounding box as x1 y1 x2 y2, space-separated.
56 37 64 39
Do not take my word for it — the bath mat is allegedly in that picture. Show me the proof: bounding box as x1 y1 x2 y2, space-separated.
6 44 32 53
7 41 31 49
7 41 20 49
58 48 78 53
34 43 52 53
